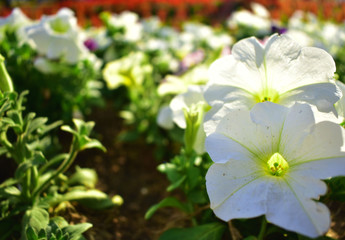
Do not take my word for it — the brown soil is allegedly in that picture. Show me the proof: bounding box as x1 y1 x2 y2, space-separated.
65 102 185 240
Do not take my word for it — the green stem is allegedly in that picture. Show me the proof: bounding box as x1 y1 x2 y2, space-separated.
0 54 14 92
258 217 267 240
32 139 79 200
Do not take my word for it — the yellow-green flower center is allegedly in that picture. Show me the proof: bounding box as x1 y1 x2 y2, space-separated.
255 88 280 103
267 152 289 176
49 18 70 34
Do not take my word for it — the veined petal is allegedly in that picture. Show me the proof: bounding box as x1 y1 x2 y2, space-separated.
208 54 262 93
206 103 283 163
278 103 316 160
266 174 330 238
206 133 255 163
279 82 341 114
203 85 256 135
287 121 345 165
206 161 269 221
291 157 345 179
265 35 336 93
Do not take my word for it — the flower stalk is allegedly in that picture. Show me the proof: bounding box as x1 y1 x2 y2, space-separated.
0 54 14 92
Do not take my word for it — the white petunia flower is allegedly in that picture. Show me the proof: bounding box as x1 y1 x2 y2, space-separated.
25 8 89 64
108 11 143 42
204 34 341 135
0 8 33 42
102 52 152 89
169 85 209 154
227 3 271 36
158 64 209 96
206 102 345 238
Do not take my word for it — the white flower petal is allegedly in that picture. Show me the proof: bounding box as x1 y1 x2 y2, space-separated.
157 106 174 130
266 174 330 238
292 157 345 179
288 121 345 164
335 80 345 119
206 161 269 221
170 85 206 129
279 82 341 113
203 85 256 135
206 103 284 163
208 54 262 92
265 35 336 93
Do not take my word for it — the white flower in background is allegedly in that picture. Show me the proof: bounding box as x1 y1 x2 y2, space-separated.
317 22 345 56
0 8 33 41
286 11 345 56
207 33 233 50
227 2 271 36
206 102 345 238
158 64 209 96
141 16 162 35
184 22 214 41
288 11 319 34
0 8 32 29
169 31 195 59
169 85 209 154
25 8 89 64
182 22 232 50
108 11 143 42
204 34 341 135
103 52 152 89
285 29 314 47
139 38 169 52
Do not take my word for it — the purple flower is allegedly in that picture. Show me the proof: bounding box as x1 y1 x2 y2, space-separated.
84 38 98 51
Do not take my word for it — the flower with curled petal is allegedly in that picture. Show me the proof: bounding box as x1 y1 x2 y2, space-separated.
205 101 345 238
204 34 341 135
25 8 89 64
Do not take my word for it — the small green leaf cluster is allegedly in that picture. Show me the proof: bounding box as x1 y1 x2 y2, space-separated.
0 90 116 239
146 149 219 237
25 217 91 240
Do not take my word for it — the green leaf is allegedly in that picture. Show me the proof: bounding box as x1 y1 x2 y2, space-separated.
22 207 49 236
145 197 189 220
73 119 94 136
78 136 106 152
62 223 92 240
37 229 46 239
0 147 8 156
15 152 47 179
0 178 17 188
26 227 38 240
166 175 186 192
159 222 226 240
0 185 21 197
26 116 48 135
187 189 208 204
37 120 62 135
60 125 77 135
67 166 98 188
48 189 115 210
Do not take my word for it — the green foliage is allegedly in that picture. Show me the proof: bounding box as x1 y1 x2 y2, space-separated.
25 218 92 240
0 30 104 122
0 90 115 239
158 222 226 240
